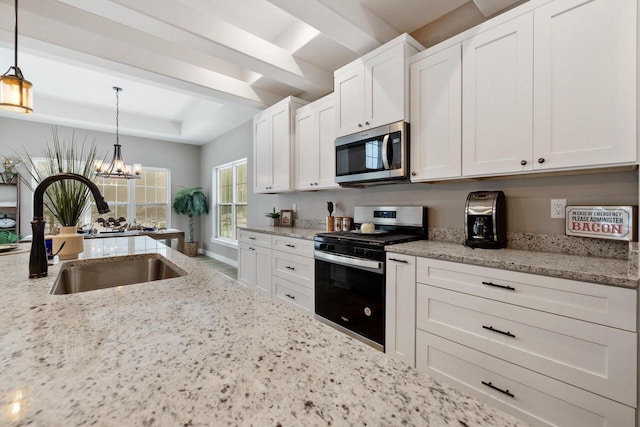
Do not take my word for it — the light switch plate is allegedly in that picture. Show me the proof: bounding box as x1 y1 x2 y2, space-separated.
551 199 567 219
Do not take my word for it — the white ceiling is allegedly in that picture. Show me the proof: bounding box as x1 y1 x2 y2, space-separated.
0 0 506 145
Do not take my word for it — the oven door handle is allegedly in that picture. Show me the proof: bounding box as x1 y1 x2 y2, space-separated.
315 251 384 274
381 133 390 170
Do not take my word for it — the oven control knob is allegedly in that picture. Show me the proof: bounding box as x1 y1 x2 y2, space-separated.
364 307 372 317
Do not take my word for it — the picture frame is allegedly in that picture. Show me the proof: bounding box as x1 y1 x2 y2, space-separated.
280 210 293 227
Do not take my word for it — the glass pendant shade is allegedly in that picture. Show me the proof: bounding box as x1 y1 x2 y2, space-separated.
0 0 32 114
0 69 32 113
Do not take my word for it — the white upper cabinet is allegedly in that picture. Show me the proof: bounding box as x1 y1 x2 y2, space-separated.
410 44 462 181
295 94 339 191
334 34 423 138
253 96 307 193
532 0 637 169
462 13 534 177
411 0 638 180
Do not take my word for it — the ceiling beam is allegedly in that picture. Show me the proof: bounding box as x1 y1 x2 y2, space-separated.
0 0 288 108
266 0 400 56
51 0 333 96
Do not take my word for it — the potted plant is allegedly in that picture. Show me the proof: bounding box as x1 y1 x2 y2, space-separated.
21 128 100 260
1 156 22 184
265 207 280 226
172 186 208 256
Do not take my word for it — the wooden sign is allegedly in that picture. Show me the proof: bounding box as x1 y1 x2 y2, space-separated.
566 206 637 241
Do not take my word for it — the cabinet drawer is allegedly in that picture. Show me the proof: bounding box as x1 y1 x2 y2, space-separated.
238 230 271 248
417 284 636 406
417 258 636 331
271 235 314 258
272 250 314 289
416 331 635 427
273 275 313 315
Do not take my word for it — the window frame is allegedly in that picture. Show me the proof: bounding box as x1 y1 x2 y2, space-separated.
31 158 171 229
211 158 247 247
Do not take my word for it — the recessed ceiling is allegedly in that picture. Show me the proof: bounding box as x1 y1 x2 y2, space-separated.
0 0 516 145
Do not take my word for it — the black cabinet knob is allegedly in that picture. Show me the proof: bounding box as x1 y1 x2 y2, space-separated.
538 158 545 164
520 160 527 166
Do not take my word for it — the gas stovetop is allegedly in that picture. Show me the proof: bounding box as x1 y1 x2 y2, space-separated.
315 230 422 246
315 206 428 252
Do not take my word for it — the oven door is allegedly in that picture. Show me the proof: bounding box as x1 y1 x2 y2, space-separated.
314 251 385 350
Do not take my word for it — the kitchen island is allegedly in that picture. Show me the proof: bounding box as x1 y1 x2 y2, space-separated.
0 236 524 426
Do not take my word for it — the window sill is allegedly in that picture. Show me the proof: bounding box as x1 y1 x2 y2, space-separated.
211 237 238 249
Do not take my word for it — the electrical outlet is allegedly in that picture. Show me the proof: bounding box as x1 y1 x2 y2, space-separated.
292 203 297 212
550 199 567 219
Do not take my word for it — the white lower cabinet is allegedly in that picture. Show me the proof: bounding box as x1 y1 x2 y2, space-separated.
412 257 637 427
272 275 313 316
238 231 272 297
385 253 416 366
238 231 315 315
417 331 636 427
271 235 315 315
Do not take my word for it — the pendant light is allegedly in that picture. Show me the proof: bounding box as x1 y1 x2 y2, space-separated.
96 87 141 179
0 0 33 114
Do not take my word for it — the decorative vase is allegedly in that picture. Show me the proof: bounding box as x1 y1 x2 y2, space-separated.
269 218 280 226
52 226 84 260
184 242 198 257
1 171 17 184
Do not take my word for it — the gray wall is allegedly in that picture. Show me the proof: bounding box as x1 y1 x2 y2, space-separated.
0 117 201 237
199 119 638 262
199 120 276 261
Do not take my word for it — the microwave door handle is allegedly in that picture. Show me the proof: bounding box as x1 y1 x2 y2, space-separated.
381 134 390 170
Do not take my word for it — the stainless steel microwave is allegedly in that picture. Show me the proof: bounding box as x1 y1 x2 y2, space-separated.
334 121 409 185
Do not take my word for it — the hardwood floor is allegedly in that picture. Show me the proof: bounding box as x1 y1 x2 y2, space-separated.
192 255 237 280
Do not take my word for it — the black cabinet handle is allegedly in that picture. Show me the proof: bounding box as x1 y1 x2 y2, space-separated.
249 247 256 251
248 237 256 240
285 266 295 271
538 157 545 164
481 381 514 398
482 325 516 338
285 244 296 248
520 160 527 166
388 258 409 263
482 281 515 291
285 293 295 300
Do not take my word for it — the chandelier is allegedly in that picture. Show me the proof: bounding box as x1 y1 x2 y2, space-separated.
96 87 141 179
0 0 33 114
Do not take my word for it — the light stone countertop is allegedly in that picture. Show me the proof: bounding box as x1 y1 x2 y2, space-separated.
0 236 525 426
387 240 638 288
242 225 324 240
241 226 638 288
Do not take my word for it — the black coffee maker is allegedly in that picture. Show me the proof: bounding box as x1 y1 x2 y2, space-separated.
464 191 506 249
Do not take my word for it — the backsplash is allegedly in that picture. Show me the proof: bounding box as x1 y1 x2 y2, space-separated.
431 227 630 260
293 218 630 260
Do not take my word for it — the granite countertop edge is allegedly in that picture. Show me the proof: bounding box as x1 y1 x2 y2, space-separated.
386 240 638 289
241 225 323 240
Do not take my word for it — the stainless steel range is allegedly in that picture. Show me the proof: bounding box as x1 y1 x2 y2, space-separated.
314 206 427 351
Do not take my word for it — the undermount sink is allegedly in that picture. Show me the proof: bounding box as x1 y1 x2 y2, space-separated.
51 253 187 295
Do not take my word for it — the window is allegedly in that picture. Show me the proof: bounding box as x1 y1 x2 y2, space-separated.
89 167 170 228
134 169 169 227
214 159 247 242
